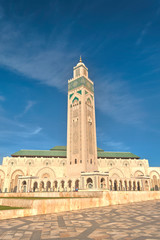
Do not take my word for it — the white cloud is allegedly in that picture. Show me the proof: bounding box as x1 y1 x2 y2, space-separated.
136 21 152 46
0 127 42 140
15 100 36 119
95 74 144 125
31 127 42 135
0 14 79 91
136 6 160 46
24 100 36 113
0 95 5 101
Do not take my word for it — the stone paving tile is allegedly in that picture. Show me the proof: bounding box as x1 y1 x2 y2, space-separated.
0 200 160 239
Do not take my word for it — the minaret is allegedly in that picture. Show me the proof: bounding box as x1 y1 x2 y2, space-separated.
66 57 98 177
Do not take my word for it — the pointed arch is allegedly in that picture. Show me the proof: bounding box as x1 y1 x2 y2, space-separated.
0 170 5 192
0 169 5 179
11 169 24 179
86 97 92 105
149 170 160 179
109 168 124 179
134 170 144 178
10 169 24 193
72 96 79 103
36 167 56 179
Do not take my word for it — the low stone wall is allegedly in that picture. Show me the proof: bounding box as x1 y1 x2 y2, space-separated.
0 191 103 198
102 191 160 205
0 198 33 208
0 191 160 220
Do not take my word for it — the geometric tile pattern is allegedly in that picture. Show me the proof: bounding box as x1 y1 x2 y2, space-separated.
0 200 160 240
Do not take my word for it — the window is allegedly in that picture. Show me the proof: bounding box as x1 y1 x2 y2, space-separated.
75 159 77 164
90 159 92 164
11 162 14 165
70 161 72 165
80 160 82 163
76 69 80 77
125 163 127 167
46 162 48 166
110 163 112 166
29 162 31 165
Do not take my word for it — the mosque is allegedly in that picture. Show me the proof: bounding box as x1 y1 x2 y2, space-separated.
0 58 160 193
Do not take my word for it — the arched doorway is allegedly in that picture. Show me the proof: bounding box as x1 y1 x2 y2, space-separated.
22 181 27 192
87 178 93 189
46 181 51 191
53 181 58 191
145 180 149 191
133 181 136 191
114 180 117 191
124 180 127 191
40 181 44 191
33 182 38 192
152 175 159 191
137 181 140 191
61 180 65 191
68 180 72 190
75 180 79 190
100 178 105 189
119 180 122 191
11 170 24 193
109 180 112 190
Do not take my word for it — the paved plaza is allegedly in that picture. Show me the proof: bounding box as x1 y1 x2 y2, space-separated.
0 200 160 240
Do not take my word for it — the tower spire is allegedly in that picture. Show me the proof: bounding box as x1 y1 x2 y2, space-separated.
67 60 97 178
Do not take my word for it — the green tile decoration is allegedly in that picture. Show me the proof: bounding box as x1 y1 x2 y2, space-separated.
11 146 140 159
72 96 79 103
69 93 74 99
68 76 94 93
77 90 82 95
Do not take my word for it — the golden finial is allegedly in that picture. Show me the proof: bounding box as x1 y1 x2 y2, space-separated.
79 56 82 63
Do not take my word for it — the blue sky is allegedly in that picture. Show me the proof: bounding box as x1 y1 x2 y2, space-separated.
0 0 160 166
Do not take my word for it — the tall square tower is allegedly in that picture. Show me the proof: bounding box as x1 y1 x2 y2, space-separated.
66 58 98 177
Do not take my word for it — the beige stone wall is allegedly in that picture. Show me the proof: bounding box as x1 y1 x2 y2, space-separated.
1 191 160 220
98 158 149 178
1 156 67 192
0 155 160 192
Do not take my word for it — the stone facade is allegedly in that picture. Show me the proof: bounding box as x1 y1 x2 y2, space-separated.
0 58 160 193
67 57 98 177
1 154 160 193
